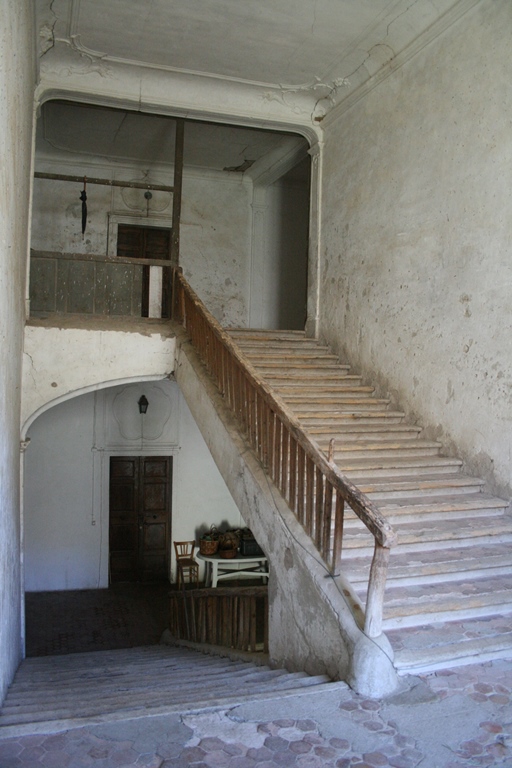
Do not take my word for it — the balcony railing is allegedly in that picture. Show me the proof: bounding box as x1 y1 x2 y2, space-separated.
169 586 268 653
172 267 397 638
29 249 170 319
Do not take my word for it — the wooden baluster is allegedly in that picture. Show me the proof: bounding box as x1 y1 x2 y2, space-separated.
273 417 282 487
332 492 345 573
297 444 305 526
315 467 324 549
322 480 333 563
364 542 391 637
289 436 297 513
261 401 269 468
281 430 289 499
305 456 314 537
267 409 275 480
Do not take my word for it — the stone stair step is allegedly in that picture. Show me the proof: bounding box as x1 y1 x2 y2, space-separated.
273 376 365 390
299 411 406 426
308 424 422 440
321 440 441 457
283 388 376 399
342 515 512 555
378 574 512 629
357 473 484 499
340 457 463 479
389 615 512 674
369 493 508 523
342 541 512 587
293 400 392 413
229 329 306 340
254 364 352 376
0 645 334 730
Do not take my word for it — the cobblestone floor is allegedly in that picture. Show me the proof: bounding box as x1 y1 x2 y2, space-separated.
2 658 512 767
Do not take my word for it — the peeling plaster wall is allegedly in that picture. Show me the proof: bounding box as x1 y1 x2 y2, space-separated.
0 0 34 702
31 162 252 326
22 323 176 431
24 380 242 591
319 1 512 498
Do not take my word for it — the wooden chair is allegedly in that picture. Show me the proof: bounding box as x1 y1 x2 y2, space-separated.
174 541 199 589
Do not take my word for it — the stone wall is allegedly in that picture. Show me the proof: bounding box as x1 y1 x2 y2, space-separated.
319 0 512 498
0 0 35 702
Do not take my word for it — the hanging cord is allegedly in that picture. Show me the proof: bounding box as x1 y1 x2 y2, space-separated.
79 176 87 238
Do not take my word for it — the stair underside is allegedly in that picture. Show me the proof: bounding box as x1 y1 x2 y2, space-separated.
0 644 337 735
229 328 512 674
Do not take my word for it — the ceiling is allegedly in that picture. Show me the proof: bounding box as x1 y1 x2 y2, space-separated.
35 0 465 177
40 0 460 91
36 101 309 179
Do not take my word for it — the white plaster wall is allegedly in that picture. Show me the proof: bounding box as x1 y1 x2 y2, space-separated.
22 323 176 432
180 173 251 327
31 158 252 327
0 0 34 702
260 178 309 329
319 0 512 498
24 379 242 591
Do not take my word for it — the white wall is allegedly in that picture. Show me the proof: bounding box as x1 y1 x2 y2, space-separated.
261 175 309 329
0 0 34 702
24 379 242 591
319 0 512 498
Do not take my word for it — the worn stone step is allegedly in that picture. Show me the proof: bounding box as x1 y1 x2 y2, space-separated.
389 615 512 674
342 515 512 557
246 351 338 362
273 376 365 390
308 424 422 440
357 473 484 500
293 400 392 415
340 457 463 479
299 412 406 426
229 329 306 340
378 574 512 629
321 440 441 457
376 493 509 522
343 541 512 588
283 388 376 400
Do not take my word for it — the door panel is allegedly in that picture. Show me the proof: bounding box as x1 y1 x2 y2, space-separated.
109 456 172 583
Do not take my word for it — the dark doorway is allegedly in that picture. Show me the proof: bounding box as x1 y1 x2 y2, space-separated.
116 223 172 317
109 456 172 583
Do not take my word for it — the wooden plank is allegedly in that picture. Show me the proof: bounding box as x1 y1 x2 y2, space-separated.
34 171 174 192
332 493 345 572
31 249 173 269
364 543 391 638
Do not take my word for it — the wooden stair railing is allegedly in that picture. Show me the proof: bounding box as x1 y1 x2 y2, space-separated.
171 268 397 638
169 586 268 653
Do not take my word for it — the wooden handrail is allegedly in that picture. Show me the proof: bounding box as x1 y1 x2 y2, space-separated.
172 267 397 637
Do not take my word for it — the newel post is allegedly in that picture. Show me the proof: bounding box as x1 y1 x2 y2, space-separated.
364 541 391 638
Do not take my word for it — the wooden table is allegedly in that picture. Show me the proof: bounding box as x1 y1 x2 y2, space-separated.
197 552 268 588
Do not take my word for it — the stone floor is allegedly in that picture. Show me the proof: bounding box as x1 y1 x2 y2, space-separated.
2 657 512 767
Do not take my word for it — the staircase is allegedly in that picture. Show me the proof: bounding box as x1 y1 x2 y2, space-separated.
229 328 512 674
0 644 337 736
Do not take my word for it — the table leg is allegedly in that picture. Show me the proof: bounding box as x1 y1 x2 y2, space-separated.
212 560 219 588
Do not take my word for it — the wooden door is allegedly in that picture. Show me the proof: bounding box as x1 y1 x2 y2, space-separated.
116 224 172 317
109 456 172 583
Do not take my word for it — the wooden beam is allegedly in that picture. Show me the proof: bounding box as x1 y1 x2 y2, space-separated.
34 172 174 193
170 118 185 266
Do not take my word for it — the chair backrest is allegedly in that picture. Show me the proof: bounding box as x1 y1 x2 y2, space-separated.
174 540 195 560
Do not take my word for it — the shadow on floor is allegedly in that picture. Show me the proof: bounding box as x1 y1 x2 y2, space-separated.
25 583 171 657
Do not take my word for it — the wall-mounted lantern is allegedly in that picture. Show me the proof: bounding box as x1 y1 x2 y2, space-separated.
138 395 149 415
